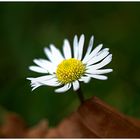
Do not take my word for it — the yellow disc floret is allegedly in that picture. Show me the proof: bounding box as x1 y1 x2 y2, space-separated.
56 58 85 84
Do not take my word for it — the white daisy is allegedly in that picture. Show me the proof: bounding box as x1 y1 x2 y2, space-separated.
27 34 113 93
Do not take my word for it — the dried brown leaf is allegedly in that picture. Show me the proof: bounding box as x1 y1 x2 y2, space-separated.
1 96 140 138
0 113 26 138
46 96 140 138
25 119 48 138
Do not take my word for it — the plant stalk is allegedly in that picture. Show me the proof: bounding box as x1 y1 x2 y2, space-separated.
76 87 85 104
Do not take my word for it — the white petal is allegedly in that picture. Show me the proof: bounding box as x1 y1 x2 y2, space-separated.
44 47 57 65
50 44 64 65
40 79 61 87
30 81 42 91
63 39 72 59
55 83 71 93
38 59 56 73
72 80 80 91
86 49 109 66
85 74 108 80
79 76 91 83
82 44 103 64
33 59 56 74
27 76 60 91
87 54 112 70
32 85 40 91
33 59 46 69
78 34 85 60
73 35 78 59
27 75 55 83
83 35 94 61
97 48 109 55
86 69 113 75
103 48 109 51
29 66 47 73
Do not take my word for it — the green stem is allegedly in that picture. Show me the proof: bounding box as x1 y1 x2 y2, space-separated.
76 87 85 104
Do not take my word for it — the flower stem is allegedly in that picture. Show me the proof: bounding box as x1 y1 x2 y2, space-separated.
76 87 85 104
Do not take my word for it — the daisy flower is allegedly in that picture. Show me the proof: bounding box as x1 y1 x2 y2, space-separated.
27 34 113 93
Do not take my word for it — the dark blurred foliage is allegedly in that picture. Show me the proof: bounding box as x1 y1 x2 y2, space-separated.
0 2 140 127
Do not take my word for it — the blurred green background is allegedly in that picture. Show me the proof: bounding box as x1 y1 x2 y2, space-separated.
0 2 140 127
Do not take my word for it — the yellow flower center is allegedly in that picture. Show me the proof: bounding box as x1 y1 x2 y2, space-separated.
56 58 86 84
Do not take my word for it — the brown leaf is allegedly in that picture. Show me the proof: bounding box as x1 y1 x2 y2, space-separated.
46 96 140 138
46 113 98 138
0 113 49 138
1 96 140 138
0 113 26 138
25 119 48 138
